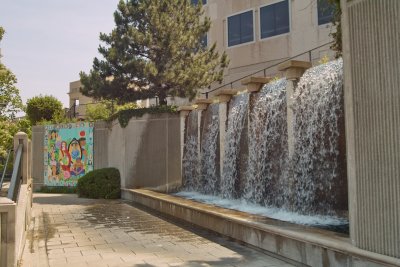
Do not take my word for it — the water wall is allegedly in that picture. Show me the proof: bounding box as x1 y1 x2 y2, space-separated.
181 59 347 224
291 59 347 215
244 79 289 208
182 110 200 190
220 94 249 199
199 104 220 194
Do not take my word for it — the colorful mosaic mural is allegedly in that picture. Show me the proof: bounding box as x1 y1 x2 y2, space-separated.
44 122 94 187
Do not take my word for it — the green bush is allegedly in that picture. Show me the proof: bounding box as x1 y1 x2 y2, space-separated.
76 168 121 199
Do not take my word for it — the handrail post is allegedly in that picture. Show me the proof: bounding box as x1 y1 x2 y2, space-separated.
13 132 28 185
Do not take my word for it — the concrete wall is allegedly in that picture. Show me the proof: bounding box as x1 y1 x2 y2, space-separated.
31 114 182 192
342 0 400 258
107 114 182 192
204 0 335 92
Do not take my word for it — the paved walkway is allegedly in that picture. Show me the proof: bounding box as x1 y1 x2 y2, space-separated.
21 194 295 267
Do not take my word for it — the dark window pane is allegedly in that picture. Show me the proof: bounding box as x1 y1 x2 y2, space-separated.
200 34 208 48
318 0 335 25
275 0 289 34
241 11 254 43
228 10 254 47
228 15 241 46
191 0 207 5
260 0 289 39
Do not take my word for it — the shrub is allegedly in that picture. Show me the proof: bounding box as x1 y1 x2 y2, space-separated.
77 168 121 199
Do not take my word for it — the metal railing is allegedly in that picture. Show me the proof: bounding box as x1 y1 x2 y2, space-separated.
201 41 334 98
0 149 12 190
7 144 22 201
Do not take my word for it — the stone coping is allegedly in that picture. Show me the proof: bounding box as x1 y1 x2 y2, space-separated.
214 88 241 96
241 76 272 85
277 60 312 71
177 106 195 112
122 188 400 267
194 99 214 105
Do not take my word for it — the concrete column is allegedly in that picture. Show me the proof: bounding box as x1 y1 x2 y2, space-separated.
213 89 240 180
277 60 311 158
342 0 400 258
13 132 29 184
31 126 45 191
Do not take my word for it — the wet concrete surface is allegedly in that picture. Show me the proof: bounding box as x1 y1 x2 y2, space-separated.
21 193 295 267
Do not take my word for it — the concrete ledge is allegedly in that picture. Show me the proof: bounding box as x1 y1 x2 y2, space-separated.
122 189 400 267
194 99 214 110
177 106 195 112
214 88 241 103
241 77 272 93
278 60 312 80
241 77 272 85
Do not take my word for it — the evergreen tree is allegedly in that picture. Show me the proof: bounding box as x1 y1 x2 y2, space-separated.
80 0 228 105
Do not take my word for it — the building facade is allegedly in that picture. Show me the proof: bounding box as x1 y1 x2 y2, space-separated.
68 80 95 119
202 0 336 93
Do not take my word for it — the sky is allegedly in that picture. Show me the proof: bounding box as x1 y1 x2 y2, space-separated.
0 0 120 108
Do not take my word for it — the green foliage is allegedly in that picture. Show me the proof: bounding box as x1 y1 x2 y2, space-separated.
329 0 342 58
0 27 24 120
0 26 4 41
38 186 77 194
0 26 29 162
109 105 178 128
26 95 64 125
319 0 342 58
80 0 229 105
86 101 113 121
86 101 139 121
77 168 121 199
0 118 31 159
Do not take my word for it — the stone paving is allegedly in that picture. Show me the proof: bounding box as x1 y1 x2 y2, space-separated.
21 194 295 267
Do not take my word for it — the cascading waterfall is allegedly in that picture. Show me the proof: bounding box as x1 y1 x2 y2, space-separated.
244 79 289 207
179 59 348 229
199 104 220 194
182 110 200 190
291 58 346 215
220 93 249 199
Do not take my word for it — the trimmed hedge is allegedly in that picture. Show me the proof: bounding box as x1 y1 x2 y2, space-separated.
77 168 121 199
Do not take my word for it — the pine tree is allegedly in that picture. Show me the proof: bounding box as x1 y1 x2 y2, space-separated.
80 0 228 105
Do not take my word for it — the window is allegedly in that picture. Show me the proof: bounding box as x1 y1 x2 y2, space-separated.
318 0 335 25
200 34 208 48
191 0 206 5
260 0 289 39
228 10 254 47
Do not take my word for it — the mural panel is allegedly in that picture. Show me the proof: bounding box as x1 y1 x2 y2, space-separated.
44 122 94 186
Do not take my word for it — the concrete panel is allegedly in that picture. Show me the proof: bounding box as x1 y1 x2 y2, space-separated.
130 117 167 189
93 121 109 169
31 126 45 191
107 121 126 188
107 114 181 191
167 116 182 191
342 0 400 258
